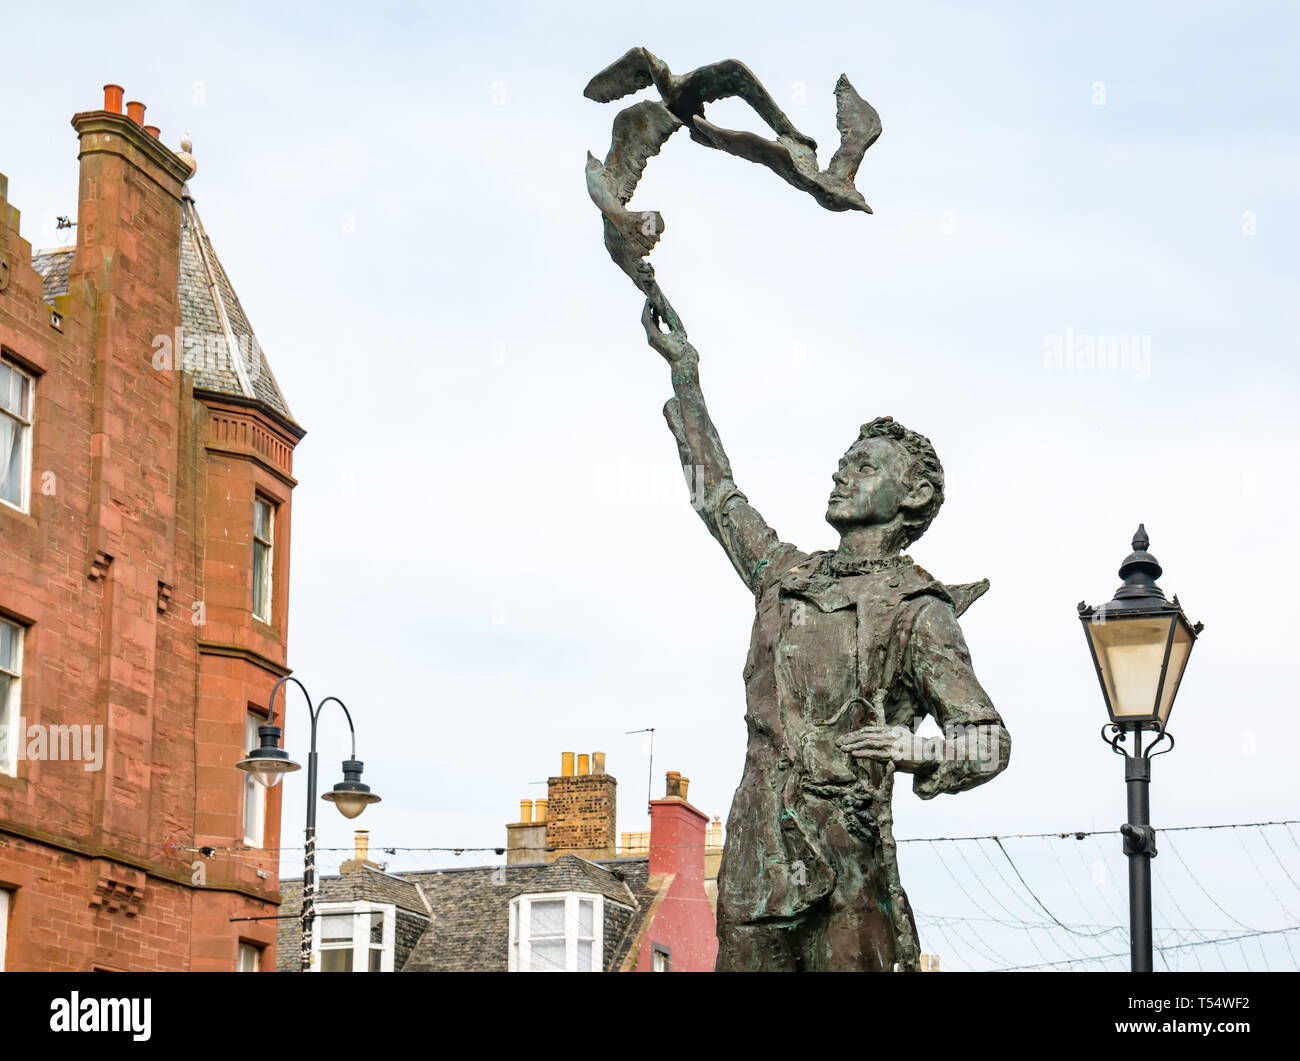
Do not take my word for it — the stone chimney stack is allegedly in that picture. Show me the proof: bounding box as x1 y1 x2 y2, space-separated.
545 750 617 862
505 794 547 866
340 829 380 874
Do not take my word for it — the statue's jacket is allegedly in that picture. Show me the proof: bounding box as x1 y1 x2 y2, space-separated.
716 546 1010 926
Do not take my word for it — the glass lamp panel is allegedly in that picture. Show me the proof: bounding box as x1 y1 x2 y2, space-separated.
329 792 369 819
251 767 285 788
1090 615 1175 720
1156 619 1195 725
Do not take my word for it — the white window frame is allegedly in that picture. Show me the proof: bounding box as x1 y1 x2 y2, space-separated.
0 618 24 777
310 900 395 972
508 891 604 973
252 496 274 623
0 356 34 515
243 713 265 847
237 941 261 972
0 888 10 971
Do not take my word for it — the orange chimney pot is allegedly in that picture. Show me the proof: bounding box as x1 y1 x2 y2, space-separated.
103 84 124 113
125 101 146 124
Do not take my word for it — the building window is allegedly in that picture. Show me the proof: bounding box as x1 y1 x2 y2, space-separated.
0 618 23 777
508 892 604 972
652 943 671 972
243 713 265 847
313 902 394 972
237 942 262 972
252 497 274 622
0 357 33 513
0 889 10 972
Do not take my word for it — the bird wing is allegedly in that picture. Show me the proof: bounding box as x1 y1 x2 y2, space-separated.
604 100 683 205
679 58 816 150
827 75 881 184
690 115 817 196
584 47 657 102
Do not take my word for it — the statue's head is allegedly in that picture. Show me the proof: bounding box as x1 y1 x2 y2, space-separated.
825 416 945 551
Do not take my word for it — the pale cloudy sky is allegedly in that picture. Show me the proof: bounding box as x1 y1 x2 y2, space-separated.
3 1 1297 969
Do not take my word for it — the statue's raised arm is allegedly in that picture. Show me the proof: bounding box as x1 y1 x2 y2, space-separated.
640 302 796 594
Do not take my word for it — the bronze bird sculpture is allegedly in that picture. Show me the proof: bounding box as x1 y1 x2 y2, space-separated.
584 47 817 154
690 74 881 213
584 50 882 328
584 98 686 332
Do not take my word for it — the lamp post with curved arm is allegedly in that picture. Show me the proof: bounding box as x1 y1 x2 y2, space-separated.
1078 526 1202 972
236 675 381 971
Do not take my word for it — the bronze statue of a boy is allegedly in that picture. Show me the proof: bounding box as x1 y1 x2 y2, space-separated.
641 304 1011 972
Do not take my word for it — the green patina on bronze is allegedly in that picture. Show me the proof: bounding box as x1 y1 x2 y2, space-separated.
583 49 1011 972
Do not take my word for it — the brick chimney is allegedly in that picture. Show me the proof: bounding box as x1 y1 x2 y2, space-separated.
629 771 718 971
648 771 708 882
545 750 616 862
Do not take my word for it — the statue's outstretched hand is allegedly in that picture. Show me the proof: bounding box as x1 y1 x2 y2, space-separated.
641 300 697 368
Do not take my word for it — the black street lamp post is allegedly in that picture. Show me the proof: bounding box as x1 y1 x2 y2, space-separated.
1078 526 1202 972
236 675 381 971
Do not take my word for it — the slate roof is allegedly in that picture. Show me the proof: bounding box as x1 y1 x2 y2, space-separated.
29 191 296 427
31 247 73 302
177 193 294 423
276 854 660 973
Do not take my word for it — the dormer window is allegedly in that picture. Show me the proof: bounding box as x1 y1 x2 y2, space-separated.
252 496 274 622
312 901 395 972
508 892 603 972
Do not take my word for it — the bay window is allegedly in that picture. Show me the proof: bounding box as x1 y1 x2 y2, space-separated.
508 892 604 972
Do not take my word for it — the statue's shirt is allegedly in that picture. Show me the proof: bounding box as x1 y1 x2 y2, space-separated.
718 548 1008 924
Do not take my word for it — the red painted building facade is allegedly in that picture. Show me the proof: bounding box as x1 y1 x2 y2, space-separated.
0 86 301 971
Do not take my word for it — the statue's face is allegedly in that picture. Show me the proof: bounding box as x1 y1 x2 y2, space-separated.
825 436 912 530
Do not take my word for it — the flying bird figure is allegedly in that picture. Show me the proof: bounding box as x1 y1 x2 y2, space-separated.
691 74 881 213
584 47 817 154
585 98 686 332
584 50 882 329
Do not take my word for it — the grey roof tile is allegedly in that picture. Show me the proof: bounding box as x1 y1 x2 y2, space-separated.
276 855 660 972
179 193 296 424
29 196 298 429
30 247 73 302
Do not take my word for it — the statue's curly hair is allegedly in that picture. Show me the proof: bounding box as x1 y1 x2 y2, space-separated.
855 416 945 548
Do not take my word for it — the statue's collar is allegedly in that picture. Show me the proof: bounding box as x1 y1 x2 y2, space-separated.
776 550 990 618
825 552 914 578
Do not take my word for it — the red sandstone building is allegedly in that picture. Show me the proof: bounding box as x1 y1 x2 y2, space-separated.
0 86 301 971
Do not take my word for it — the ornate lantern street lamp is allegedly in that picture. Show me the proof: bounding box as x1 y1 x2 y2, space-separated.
236 675 382 971
1078 525 1202 972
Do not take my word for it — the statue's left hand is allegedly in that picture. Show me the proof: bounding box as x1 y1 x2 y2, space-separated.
837 725 929 772
641 300 697 368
